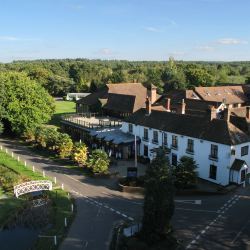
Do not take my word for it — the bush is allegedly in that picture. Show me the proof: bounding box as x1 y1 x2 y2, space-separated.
56 133 73 159
87 149 110 174
173 156 198 189
73 143 88 166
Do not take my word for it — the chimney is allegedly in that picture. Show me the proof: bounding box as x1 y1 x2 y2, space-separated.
224 108 230 122
246 107 250 120
166 98 171 112
150 84 157 104
145 97 152 115
176 99 186 114
209 105 217 120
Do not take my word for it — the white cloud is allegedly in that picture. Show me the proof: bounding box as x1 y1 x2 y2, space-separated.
143 26 162 33
96 48 114 55
0 36 40 42
217 38 248 45
0 36 20 41
196 46 215 52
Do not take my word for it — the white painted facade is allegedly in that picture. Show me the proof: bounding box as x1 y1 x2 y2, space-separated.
122 122 250 186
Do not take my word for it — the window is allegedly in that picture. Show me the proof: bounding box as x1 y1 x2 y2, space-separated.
144 145 148 157
209 165 217 180
187 139 194 153
143 128 148 141
172 153 177 166
152 131 158 144
128 124 133 133
172 135 178 148
163 133 167 145
241 146 249 156
210 144 218 159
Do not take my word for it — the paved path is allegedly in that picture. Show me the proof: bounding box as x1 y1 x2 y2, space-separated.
0 138 143 250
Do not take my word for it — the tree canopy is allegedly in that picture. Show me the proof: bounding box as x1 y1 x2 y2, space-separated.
0 71 55 135
0 58 248 96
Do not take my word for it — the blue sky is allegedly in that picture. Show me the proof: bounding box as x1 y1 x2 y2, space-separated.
0 0 249 62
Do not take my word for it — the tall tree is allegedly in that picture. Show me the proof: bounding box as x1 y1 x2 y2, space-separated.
141 149 175 245
173 156 198 189
0 72 55 135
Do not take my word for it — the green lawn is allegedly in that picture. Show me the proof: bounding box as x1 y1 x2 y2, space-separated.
0 151 75 249
49 101 76 127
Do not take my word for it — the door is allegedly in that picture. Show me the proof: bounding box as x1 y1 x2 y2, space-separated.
172 153 177 166
144 145 148 157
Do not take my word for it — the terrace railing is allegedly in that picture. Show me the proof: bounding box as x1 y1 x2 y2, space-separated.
61 115 122 129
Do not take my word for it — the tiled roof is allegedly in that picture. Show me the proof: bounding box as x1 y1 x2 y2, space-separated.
194 86 248 104
103 94 136 113
76 87 108 105
154 96 222 117
125 109 250 145
77 83 154 114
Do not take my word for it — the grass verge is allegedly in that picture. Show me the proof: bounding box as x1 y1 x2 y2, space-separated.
0 150 75 249
49 101 75 127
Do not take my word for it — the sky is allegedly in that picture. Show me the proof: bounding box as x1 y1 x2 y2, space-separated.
0 0 250 62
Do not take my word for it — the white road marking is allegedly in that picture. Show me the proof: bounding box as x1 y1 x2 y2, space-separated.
231 219 250 244
71 189 135 221
176 208 218 213
101 192 143 205
186 194 240 249
175 199 202 205
64 174 88 186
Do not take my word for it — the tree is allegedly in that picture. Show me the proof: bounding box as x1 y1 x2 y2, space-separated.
0 71 55 135
56 133 73 159
141 148 175 245
173 156 198 189
0 122 3 134
44 127 60 151
87 149 110 174
73 143 88 166
185 66 214 87
245 76 250 84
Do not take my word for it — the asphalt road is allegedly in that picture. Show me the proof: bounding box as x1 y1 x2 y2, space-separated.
0 137 250 250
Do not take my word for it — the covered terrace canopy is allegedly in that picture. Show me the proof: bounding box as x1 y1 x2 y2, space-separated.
90 128 140 145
